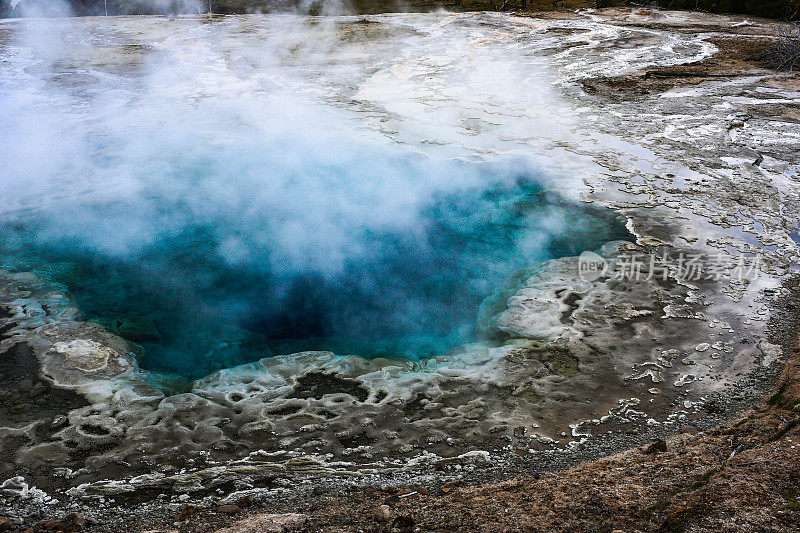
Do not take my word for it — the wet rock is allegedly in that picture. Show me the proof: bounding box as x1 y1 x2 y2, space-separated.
51 415 68 429
29 382 48 397
726 112 752 130
217 504 240 515
644 439 668 454
373 504 391 522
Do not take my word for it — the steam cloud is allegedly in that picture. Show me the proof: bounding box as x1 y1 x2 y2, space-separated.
0 6 625 377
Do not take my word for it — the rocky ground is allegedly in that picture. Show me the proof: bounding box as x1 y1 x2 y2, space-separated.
1 7 800 532
160 333 800 531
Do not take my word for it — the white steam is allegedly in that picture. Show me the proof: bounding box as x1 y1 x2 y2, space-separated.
0 9 612 376
1 11 564 276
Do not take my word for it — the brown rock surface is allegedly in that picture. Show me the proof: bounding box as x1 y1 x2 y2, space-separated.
213 513 308 533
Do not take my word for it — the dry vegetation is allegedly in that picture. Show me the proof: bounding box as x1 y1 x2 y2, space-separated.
761 23 800 70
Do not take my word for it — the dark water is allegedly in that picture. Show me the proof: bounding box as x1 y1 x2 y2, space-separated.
1 162 628 379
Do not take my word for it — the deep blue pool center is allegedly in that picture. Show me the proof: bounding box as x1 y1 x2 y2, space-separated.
1 164 629 380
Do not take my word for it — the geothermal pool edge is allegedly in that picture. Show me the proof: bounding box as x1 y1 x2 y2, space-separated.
1 7 799 531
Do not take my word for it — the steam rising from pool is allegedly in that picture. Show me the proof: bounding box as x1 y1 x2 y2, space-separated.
0 11 629 378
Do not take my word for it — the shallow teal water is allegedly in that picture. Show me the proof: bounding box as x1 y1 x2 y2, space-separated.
0 11 631 380
1 157 628 379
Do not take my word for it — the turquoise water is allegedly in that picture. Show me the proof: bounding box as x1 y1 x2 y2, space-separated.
1 158 628 379
0 12 630 380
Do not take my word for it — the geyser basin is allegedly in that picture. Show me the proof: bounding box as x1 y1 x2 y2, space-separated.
0 13 789 507
1 162 628 379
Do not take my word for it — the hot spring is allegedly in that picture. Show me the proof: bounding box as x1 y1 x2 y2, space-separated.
0 14 630 379
1 168 628 379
